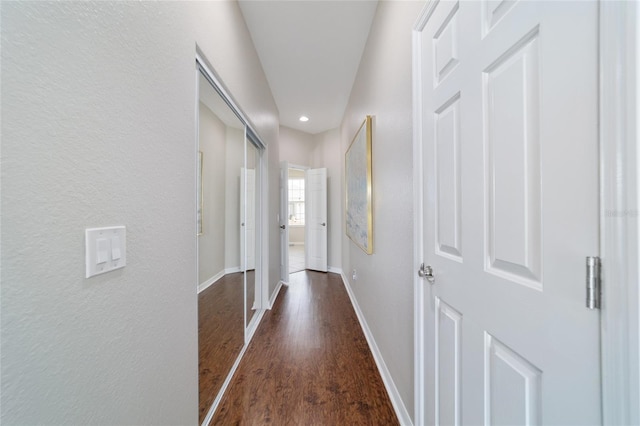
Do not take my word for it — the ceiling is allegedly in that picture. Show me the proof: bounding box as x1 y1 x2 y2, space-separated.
238 1 378 135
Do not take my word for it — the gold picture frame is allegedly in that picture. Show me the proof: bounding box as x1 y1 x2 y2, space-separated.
345 116 373 254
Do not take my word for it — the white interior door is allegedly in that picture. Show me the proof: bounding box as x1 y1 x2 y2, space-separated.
280 162 290 282
240 167 255 271
416 1 600 424
305 168 327 272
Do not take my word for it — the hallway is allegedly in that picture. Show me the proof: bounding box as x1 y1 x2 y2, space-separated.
211 271 398 425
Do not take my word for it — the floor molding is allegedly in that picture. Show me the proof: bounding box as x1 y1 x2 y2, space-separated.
269 281 284 309
245 308 266 347
198 270 225 294
225 266 241 275
198 267 243 294
340 272 413 426
328 266 342 274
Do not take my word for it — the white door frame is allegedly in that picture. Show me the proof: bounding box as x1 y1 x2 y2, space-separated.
599 1 639 424
411 1 639 425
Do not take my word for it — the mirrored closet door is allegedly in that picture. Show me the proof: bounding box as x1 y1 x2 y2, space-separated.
196 62 264 424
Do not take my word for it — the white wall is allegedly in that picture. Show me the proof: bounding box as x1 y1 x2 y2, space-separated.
199 102 227 284
340 1 423 421
1 2 279 424
311 129 343 271
289 227 305 244
279 125 315 166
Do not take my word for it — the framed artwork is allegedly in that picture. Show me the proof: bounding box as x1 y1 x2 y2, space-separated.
345 115 373 254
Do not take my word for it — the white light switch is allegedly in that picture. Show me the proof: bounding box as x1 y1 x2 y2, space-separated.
85 226 126 278
96 238 110 264
111 236 121 260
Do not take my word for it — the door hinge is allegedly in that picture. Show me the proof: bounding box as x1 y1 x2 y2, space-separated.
586 256 601 310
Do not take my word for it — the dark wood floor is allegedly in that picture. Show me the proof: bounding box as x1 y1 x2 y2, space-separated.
212 270 399 425
199 272 245 423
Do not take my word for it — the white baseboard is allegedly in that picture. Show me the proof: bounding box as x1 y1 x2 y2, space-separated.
198 270 225 294
340 272 413 426
288 242 304 246
245 308 266 343
328 266 342 274
269 280 284 309
198 267 244 294
225 266 241 275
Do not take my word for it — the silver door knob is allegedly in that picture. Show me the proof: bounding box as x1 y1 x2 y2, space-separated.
418 263 435 284
280 225 286 229
321 222 326 226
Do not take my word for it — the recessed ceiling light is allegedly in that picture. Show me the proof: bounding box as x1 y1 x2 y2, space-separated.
299 116 309 122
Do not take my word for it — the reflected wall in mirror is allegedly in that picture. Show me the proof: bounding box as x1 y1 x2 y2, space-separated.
197 71 245 423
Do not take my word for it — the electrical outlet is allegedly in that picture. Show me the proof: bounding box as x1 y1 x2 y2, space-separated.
352 269 357 281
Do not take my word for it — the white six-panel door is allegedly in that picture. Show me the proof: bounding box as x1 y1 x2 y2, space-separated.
416 1 600 424
306 168 328 272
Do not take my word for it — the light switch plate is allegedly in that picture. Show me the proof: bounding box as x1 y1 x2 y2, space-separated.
85 226 126 278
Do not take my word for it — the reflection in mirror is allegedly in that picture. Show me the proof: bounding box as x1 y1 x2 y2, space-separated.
243 140 259 327
197 70 245 423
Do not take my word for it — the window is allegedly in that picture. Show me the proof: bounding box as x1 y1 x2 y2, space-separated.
288 178 305 225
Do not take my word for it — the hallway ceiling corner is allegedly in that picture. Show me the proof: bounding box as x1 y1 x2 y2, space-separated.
238 0 378 135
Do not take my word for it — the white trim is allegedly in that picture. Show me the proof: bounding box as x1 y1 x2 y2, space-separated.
340 273 413 426
198 268 243 294
269 280 285 309
225 266 241 275
412 3 432 425
288 242 305 246
245 308 266 345
198 270 225 294
328 266 342 275
600 1 640 424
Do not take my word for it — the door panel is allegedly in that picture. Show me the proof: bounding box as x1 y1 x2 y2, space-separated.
484 29 541 288
418 1 600 424
435 93 462 261
305 168 327 272
435 298 462 426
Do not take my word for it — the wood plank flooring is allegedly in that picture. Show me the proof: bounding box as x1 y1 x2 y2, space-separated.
199 272 245 423
212 270 399 425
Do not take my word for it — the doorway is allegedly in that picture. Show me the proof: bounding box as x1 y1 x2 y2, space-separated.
279 163 328 283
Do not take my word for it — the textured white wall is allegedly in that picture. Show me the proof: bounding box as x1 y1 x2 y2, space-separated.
311 129 343 271
340 1 423 421
1 2 279 424
199 103 227 284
